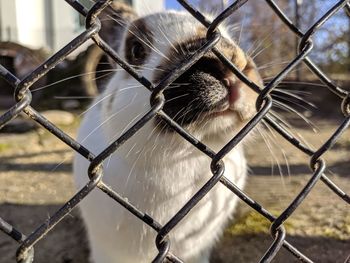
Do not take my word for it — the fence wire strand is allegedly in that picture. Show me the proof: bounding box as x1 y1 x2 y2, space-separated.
0 0 349 263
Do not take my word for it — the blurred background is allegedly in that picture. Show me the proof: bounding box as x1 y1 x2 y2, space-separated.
0 0 349 109
0 1 349 263
0 0 350 107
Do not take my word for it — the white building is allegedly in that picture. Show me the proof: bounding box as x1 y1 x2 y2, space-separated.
0 0 164 52
133 0 165 15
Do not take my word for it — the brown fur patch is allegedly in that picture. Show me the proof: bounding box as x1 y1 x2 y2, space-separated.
196 25 208 38
152 36 209 84
218 38 247 70
153 35 249 85
243 57 263 87
98 2 137 49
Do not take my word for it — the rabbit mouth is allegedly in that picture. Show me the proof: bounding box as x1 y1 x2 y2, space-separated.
160 68 249 125
151 42 260 131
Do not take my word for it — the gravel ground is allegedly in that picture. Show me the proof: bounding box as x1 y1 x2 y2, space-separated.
0 112 349 263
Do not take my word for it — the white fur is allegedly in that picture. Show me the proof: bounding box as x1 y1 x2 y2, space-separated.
74 10 252 263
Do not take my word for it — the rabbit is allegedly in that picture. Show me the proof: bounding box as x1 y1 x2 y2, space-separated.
73 5 263 263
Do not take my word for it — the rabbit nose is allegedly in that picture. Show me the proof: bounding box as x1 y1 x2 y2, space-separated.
223 77 240 106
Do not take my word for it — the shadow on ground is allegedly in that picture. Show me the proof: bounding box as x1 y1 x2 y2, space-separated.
211 232 350 263
0 204 89 263
1 203 349 263
250 161 350 177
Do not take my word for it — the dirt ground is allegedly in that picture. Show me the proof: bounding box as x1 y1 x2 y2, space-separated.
0 109 349 263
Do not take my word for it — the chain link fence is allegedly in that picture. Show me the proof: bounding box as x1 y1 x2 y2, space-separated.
0 0 349 262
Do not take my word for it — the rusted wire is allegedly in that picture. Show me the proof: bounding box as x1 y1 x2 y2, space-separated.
0 1 349 262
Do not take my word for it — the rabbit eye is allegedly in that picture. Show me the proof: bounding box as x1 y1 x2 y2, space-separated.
125 37 149 65
131 41 145 61
125 18 153 66
131 42 145 60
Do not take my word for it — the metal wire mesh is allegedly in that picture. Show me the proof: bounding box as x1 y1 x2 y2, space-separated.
0 0 349 262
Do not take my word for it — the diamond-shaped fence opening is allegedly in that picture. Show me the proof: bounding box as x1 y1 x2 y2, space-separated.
0 1 349 263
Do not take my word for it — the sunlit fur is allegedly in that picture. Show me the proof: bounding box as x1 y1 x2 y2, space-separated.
74 10 262 263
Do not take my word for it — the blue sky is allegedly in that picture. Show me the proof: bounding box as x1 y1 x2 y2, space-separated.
165 0 183 10
165 0 201 10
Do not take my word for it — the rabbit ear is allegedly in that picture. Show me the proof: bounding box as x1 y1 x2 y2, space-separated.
98 2 138 51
